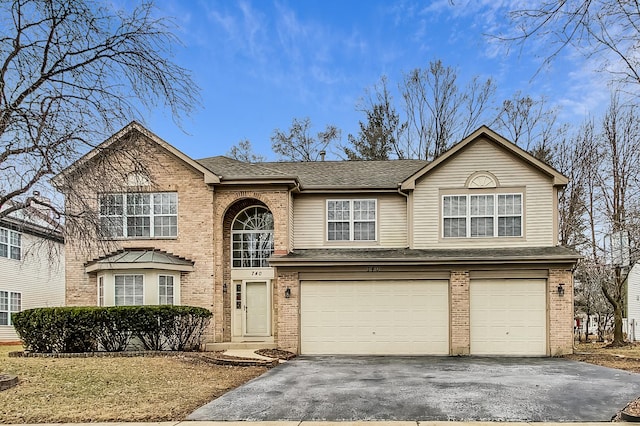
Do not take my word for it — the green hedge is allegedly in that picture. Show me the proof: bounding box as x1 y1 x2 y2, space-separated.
12 306 212 353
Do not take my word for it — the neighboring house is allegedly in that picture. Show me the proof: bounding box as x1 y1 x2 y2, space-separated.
625 262 640 341
0 202 65 342
56 122 580 356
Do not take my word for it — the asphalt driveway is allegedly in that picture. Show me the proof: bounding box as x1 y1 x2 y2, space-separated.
188 356 640 422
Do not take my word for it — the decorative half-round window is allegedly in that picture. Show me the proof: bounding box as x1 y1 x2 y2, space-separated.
232 206 274 268
467 172 498 189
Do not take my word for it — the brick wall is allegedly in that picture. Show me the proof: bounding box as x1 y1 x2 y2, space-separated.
450 270 470 355
64 133 216 341
211 188 291 342
548 268 574 356
275 268 299 352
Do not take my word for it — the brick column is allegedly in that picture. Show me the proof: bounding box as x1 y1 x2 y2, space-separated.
450 270 470 355
548 268 574 356
275 268 299 353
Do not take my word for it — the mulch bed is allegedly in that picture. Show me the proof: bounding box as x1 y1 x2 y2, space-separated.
195 352 278 368
255 348 297 360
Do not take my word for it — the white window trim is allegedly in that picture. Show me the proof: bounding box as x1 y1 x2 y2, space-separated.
231 206 274 269
326 199 378 242
0 227 21 260
98 192 178 239
158 274 175 305
0 290 21 326
98 275 104 307
442 193 523 238
114 274 145 306
442 195 467 238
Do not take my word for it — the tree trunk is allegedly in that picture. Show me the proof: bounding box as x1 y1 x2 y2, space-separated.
613 303 624 345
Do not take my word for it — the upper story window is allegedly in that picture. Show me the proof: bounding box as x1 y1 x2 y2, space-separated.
0 290 21 325
99 192 177 238
327 199 377 241
232 206 274 268
443 194 522 238
0 227 21 260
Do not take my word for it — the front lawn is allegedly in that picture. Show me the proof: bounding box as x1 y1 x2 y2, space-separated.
568 341 640 373
0 344 267 423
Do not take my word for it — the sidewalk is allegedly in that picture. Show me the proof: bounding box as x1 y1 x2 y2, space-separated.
9 422 627 426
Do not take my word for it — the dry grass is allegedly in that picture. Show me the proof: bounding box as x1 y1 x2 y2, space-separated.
0 344 267 424
567 341 640 373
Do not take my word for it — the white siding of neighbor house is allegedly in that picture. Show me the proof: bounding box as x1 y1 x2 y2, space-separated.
293 193 408 249
412 137 556 248
0 232 65 341
627 263 640 341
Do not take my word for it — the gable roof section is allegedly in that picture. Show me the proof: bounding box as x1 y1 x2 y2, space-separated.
53 121 220 187
197 157 428 190
0 201 64 243
401 126 569 190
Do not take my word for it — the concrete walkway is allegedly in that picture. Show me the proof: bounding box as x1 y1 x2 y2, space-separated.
223 349 279 361
10 421 629 426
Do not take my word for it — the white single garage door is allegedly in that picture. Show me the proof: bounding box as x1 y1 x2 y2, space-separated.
470 279 547 356
300 280 449 355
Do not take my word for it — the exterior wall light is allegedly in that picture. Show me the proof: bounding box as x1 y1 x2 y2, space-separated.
557 283 565 296
223 283 227 293
284 287 291 299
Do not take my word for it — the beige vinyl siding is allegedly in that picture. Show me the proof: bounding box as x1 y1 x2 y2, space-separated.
0 233 65 341
293 194 407 249
412 138 555 248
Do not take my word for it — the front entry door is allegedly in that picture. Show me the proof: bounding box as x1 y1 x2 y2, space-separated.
244 281 269 336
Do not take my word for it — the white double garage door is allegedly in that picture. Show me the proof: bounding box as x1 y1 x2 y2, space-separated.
300 279 547 356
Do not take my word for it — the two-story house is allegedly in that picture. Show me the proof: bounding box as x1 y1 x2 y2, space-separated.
57 122 579 356
0 202 65 342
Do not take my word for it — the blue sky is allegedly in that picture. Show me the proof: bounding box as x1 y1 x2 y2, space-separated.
143 0 611 161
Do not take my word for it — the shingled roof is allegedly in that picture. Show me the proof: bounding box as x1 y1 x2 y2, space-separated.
196 156 428 190
270 246 582 265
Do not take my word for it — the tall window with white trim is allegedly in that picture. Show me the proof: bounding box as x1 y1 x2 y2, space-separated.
232 206 274 268
443 196 467 238
158 275 174 305
98 276 104 307
497 194 523 237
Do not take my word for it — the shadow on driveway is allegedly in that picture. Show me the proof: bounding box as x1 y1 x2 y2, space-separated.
188 356 640 422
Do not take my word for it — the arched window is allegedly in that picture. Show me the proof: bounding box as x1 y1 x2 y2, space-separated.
232 206 274 268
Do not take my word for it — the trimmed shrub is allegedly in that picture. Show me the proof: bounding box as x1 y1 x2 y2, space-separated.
12 307 99 353
12 305 212 353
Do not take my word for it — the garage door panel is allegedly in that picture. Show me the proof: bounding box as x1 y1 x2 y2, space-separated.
301 280 449 355
470 279 546 356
